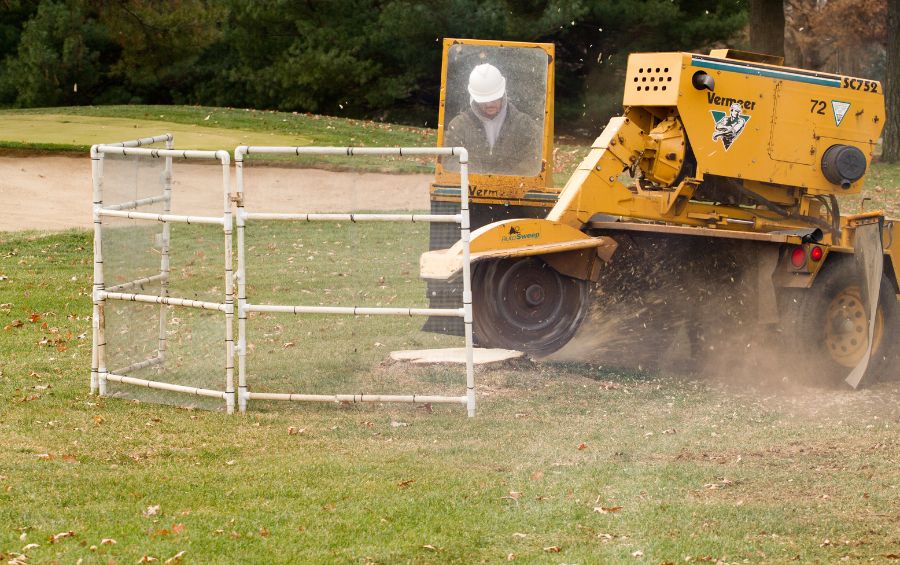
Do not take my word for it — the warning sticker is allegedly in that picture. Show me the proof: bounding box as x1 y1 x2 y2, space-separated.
832 100 851 127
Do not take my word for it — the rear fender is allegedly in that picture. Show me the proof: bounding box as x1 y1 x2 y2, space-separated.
419 218 617 282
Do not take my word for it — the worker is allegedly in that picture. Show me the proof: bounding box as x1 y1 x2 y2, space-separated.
443 63 542 175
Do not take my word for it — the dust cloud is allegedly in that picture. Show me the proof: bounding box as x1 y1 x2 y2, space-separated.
545 232 899 397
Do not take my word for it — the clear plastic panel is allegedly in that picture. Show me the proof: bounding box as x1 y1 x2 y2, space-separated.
441 43 548 176
104 302 226 411
240 155 463 408
98 151 229 409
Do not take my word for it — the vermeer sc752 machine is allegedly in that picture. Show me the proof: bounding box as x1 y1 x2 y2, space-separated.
423 39 898 386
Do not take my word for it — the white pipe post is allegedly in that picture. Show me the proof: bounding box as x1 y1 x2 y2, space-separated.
90 146 102 394
90 146 109 396
157 137 174 369
458 148 476 418
234 147 249 413
220 151 235 415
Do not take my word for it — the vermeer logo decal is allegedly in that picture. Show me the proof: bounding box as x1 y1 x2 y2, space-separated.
501 225 539 242
710 102 751 150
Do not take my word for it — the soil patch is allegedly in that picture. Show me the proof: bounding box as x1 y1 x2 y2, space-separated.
1 154 430 232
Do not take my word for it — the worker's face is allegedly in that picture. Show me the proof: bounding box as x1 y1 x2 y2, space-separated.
476 97 503 118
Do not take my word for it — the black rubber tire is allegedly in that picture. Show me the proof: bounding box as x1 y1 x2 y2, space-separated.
779 260 898 386
472 257 591 355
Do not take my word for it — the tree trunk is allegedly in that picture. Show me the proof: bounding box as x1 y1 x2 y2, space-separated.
883 0 900 162
750 0 786 57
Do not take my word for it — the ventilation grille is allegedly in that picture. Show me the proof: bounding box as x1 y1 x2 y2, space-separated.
633 65 673 93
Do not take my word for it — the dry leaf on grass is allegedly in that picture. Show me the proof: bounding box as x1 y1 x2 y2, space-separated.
21 543 39 551
49 531 75 543
577 443 588 450
631 550 644 557
530 470 544 481
543 546 561 553
594 505 623 514
390 421 409 428
138 556 158 563
422 544 438 551
397 479 415 489
100 538 116 545
143 505 161 518
164 550 186 564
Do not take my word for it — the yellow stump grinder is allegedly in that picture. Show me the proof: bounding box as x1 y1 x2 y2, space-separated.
422 39 898 386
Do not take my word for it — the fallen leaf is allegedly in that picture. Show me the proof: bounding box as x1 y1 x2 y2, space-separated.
93 415 105 425
390 421 409 428
225 460 236 466
100 538 116 545
632 550 644 557
49 531 75 543
22 543 39 551
398 479 415 489
530 470 544 481
36 453 52 460
543 546 561 553
171 523 185 535
143 505 161 518
287 426 302 435
164 550 186 564
507 553 515 561
258 527 270 537
594 506 624 514
138 556 158 563
61 454 78 464
512 532 527 538
29 313 41 323
578 443 588 450
422 544 438 551
507 491 522 499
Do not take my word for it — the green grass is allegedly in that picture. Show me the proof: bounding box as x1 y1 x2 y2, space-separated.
2 228 899 563
0 105 439 174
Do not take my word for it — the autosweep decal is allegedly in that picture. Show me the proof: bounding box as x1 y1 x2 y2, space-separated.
500 225 540 242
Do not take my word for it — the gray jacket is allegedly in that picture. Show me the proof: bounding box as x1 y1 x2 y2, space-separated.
443 102 542 176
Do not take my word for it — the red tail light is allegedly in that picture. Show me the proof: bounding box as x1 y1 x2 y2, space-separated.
790 246 807 268
810 246 824 262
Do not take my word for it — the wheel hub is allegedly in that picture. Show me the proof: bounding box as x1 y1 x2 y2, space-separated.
824 286 884 368
524 284 545 306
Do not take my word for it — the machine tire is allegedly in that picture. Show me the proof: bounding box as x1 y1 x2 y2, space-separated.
780 261 898 386
472 257 591 356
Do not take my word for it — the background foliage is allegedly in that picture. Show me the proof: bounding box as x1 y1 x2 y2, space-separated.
0 0 892 138
0 0 750 134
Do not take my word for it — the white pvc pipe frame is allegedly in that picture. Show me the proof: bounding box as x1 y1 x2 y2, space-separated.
234 145 476 417
90 135 236 414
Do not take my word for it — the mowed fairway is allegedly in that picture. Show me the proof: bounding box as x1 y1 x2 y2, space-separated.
0 114 311 150
1 228 898 563
0 107 899 562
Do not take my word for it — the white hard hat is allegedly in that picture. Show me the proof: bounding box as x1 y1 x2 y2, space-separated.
468 63 506 103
